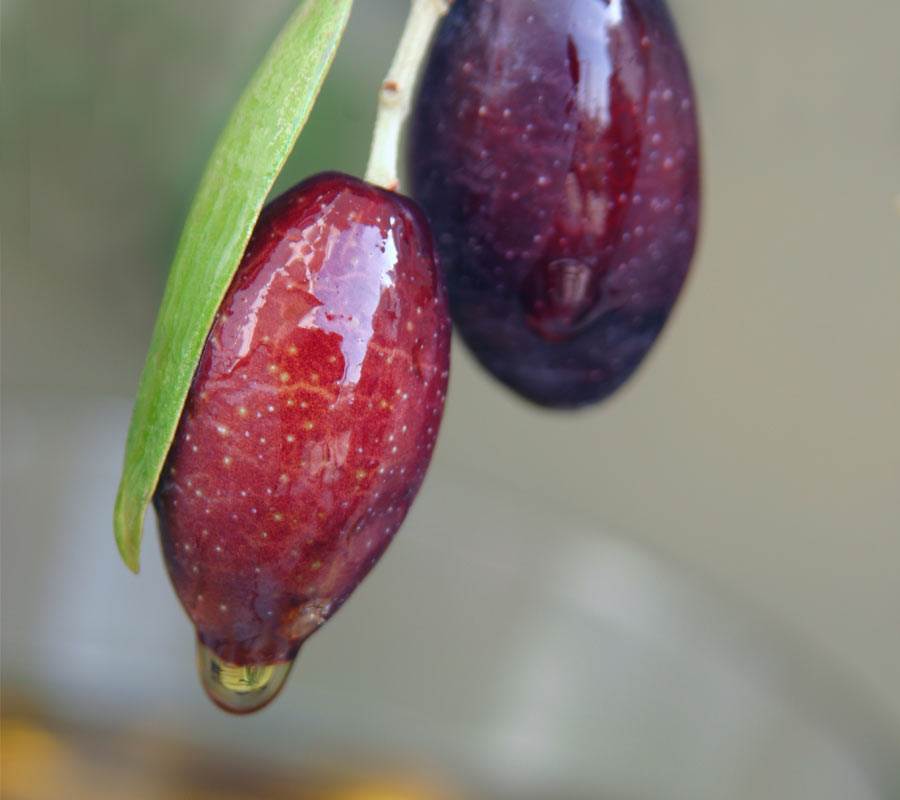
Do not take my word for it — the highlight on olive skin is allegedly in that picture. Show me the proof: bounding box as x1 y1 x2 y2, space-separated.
409 0 700 408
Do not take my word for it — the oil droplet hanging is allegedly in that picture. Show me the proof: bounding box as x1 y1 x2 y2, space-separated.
196 640 294 714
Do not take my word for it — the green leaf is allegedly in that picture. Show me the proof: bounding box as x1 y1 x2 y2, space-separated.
114 0 354 573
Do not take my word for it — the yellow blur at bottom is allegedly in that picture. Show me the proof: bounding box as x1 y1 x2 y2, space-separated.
328 780 456 800
0 714 460 800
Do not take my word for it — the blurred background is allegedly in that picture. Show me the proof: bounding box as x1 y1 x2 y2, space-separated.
2 1 900 798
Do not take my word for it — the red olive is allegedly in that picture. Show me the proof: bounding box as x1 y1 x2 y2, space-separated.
153 172 450 711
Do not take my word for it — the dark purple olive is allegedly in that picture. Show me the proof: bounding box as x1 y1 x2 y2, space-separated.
409 0 700 408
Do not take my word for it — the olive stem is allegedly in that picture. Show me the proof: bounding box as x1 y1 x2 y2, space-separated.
364 0 449 191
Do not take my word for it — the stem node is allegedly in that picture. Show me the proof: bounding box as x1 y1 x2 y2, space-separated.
365 0 449 191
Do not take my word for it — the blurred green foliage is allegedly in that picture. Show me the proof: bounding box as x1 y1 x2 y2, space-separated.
1 0 405 394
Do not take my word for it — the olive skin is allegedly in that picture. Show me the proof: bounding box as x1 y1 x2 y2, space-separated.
410 0 700 408
154 173 450 667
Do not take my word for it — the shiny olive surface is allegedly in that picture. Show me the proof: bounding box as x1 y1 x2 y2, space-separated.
154 173 450 667
410 0 700 407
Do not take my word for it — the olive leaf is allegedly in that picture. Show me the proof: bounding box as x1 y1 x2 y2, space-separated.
114 0 354 573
